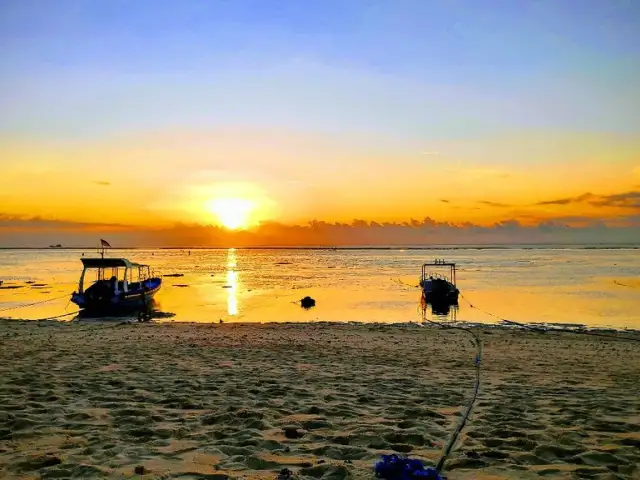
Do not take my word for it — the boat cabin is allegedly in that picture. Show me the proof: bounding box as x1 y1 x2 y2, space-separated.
78 258 154 296
421 259 457 286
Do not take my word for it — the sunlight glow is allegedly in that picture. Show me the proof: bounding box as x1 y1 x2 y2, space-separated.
207 197 255 230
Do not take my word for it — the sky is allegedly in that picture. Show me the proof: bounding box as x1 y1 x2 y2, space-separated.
1 0 639 246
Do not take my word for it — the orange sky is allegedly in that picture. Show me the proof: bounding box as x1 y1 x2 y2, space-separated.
1 129 638 232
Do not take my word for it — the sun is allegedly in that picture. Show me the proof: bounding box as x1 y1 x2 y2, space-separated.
207 197 254 230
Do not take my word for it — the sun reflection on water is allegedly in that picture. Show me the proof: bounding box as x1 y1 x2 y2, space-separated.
226 248 238 316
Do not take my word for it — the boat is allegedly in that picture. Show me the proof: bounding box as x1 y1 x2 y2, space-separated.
71 257 162 312
420 259 459 305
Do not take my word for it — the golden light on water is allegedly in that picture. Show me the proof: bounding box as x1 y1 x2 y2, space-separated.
207 197 255 230
226 248 238 316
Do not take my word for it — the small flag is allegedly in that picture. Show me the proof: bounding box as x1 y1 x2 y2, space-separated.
100 239 111 248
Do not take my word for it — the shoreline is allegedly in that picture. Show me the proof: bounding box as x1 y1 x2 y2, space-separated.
1 320 639 479
3 316 640 338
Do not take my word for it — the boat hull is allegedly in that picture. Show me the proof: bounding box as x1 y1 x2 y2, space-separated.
420 278 459 304
72 278 162 312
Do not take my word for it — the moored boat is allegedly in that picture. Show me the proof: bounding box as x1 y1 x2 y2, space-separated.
419 259 459 305
71 257 162 312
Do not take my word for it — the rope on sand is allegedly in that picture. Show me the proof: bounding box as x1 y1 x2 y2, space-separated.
422 303 482 475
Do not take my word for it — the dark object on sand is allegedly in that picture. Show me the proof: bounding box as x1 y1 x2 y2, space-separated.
163 273 184 277
375 454 441 480
134 465 146 475
283 426 305 439
173 284 189 287
278 468 293 480
300 296 316 309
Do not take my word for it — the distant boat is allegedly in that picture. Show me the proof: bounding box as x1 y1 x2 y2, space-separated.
49 244 62 248
419 259 460 305
71 257 162 312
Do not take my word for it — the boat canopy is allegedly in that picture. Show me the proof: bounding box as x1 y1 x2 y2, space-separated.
81 258 147 269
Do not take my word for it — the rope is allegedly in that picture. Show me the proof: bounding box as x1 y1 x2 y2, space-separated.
458 293 545 332
0 293 70 313
393 278 419 288
29 311 80 321
459 292 640 343
419 288 640 474
420 298 482 475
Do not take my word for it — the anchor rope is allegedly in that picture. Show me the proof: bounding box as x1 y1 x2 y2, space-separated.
421 306 482 475
0 293 70 313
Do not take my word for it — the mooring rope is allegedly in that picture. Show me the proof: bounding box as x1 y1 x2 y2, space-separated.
422 311 482 475
459 292 640 343
0 293 70 313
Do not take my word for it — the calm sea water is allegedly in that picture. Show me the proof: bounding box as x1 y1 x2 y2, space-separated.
0 247 638 328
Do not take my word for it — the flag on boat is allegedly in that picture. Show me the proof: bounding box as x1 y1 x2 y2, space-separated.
100 239 111 248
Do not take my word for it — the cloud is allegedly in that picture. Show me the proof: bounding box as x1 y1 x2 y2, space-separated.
478 201 512 208
1 214 639 247
0 214 128 230
440 199 450 203
422 151 440 156
535 191 640 209
590 191 640 209
93 181 111 186
536 193 596 206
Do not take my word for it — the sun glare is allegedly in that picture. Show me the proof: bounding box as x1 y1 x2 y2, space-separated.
207 197 254 230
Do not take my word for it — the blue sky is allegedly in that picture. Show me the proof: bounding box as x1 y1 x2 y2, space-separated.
1 0 639 140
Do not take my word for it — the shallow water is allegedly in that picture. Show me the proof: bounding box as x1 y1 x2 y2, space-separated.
0 247 638 328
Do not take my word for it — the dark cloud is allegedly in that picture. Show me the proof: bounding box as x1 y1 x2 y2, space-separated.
1 214 639 247
0 214 127 230
440 199 450 203
536 191 640 210
536 193 596 206
590 191 640 209
478 201 512 208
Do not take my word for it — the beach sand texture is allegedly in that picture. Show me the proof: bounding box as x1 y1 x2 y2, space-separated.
0 320 639 479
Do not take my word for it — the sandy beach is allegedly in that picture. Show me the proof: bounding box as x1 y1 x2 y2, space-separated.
0 320 638 480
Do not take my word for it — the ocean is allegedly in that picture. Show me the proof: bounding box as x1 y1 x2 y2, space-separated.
0 246 638 328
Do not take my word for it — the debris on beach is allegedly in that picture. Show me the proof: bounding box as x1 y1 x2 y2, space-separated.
163 273 184 277
173 284 189 288
283 426 305 439
278 468 294 480
300 296 316 309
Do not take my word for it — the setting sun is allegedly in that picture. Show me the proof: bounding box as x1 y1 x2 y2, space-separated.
207 198 254 230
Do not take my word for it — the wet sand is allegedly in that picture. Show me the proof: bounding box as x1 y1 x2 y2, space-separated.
0 320 639 479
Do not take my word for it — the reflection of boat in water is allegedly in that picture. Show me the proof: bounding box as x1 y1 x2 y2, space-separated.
71 257 162 312
419 259 460 306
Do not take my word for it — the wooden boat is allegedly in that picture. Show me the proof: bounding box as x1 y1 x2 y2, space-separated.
71 257 162 312
420 259 459 305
